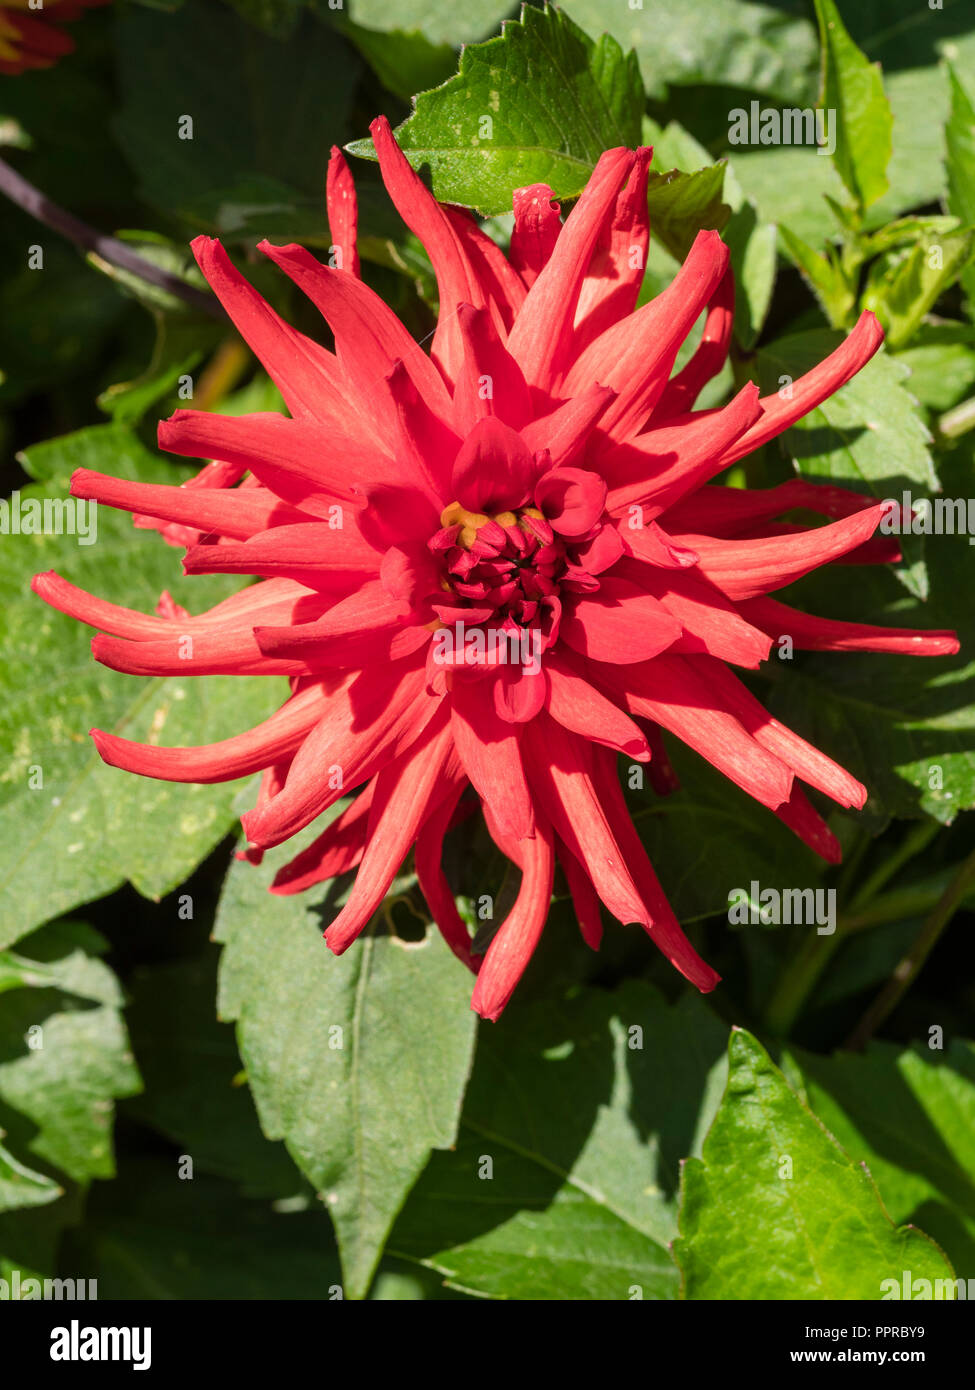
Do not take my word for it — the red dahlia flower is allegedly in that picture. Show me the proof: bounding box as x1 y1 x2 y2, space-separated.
34 121 960 1019
0 0 108 76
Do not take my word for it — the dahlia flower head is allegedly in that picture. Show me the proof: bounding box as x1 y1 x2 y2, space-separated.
0 0 108 76
35 119 960 1020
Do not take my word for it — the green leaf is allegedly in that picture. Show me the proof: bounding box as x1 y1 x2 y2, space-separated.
0 14 134 214
566 0 819 104
765 556 975 828
895 323 975 413
214 825 478 1299
723 199 777 348
778 223 856 328
645 165 731 263
673 1029 955 1298
730 146 846 247
342 21 457 102
86 230 213 319
729 43 948 244
342 0 513 47
862 213 966 259
388 983 729 1299
757 330 939 494
96 315 218 428
946 63 975 221
875 66 954 224
642 119 769 343
0 115 31 150
346 4 643 216
124 950 304 1198
92 234 227 424
814 0 893 212
0 1188 85 1287
756 330 938 598
224 0 303 39
392 1132 676 1299
0 951 62 996
0 921 141 1187
0 425 283 950
0 242 126 408
863 227 975 350
79 1158 343 1300
793 1040 975 1273
0 1143 61 1215
648 13 963 240
806 914 923 1013
112 0 361 223
945 62 975 304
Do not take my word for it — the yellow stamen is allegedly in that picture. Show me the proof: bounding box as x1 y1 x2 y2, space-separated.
440 501 492 549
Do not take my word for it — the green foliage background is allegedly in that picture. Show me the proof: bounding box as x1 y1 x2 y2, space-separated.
1 0 974 1301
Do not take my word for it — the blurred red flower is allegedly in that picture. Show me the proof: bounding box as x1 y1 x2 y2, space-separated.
0 0 109 76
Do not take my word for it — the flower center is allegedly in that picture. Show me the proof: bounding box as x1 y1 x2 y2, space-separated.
429 501 580 631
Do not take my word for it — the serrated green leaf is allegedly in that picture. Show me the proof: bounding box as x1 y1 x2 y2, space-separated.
0 424 283 949
214 826 477 1299
814 0 893 212
793 1039 975 1273
346 4 643 216
673 1029 955 1298
896 323 975 412
388 983 728 1299
757 330 939 493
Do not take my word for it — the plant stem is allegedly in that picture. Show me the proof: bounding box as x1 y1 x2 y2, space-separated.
938 393 975 440
193 339 251 411
764 930 842 1037
0 155 225 321
845 845 975 1051
764 822 941 1037
847 822 940 912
